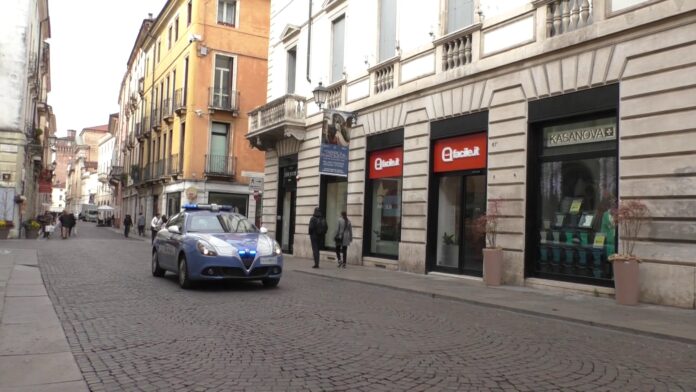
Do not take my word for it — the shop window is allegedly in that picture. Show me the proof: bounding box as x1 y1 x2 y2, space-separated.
320 176 347 248
366 147 403 258
208 192 247 216
531 116 618 284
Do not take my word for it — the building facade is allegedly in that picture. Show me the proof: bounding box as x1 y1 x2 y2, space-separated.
65 125 108 213
97 115 117 208
114 0 270 229
0 0 55 236
249 0 696 308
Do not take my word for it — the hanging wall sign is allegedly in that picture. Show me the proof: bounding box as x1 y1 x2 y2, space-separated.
319 112 352 177
369 147 403 179
433 132 487 173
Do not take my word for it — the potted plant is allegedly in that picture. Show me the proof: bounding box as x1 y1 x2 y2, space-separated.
23 219 41 239
609 199 649 305
0 220 13 239
475 199 503 286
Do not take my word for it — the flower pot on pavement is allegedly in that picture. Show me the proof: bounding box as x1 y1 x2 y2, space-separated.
25 229 40 239
483 248 503 286
611 256 640 306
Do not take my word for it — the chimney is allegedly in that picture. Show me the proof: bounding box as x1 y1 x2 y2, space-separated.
67 129 76 140
148 13 153 20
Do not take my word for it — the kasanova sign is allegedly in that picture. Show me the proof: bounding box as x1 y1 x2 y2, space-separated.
545 125 616 148
369 147 403 179
433 132 487 173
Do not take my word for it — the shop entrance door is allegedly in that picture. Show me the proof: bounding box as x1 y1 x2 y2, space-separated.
276 162 297 254
432 173 486 276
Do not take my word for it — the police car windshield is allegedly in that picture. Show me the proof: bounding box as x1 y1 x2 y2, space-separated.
187 213 257 233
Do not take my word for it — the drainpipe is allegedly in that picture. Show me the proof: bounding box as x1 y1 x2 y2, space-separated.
306 0 312 85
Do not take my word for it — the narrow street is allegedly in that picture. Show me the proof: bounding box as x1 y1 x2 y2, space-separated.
7 226 692 391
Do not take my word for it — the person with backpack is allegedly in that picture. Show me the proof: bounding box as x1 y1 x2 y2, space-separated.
308 207 327 268
335 211 352 268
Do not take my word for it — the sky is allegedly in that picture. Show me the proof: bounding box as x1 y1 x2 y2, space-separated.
48 0 165 136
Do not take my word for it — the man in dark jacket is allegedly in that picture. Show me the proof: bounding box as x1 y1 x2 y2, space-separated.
308 207 327 268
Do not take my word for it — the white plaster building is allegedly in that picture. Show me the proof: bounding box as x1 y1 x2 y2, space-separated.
97 132 115 207
0 0 53 236
249 0 696 308
51 186 66 212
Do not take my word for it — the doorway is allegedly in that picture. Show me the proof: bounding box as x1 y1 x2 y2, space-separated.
430 172 486 276
276 156 297 254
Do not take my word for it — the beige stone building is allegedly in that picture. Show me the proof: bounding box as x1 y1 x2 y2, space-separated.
249 0 696 308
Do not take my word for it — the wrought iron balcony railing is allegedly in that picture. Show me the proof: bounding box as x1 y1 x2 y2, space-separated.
204 154 236 177
168 154 181 175
162 98 173 121
209 88 240 113
174 89 186 114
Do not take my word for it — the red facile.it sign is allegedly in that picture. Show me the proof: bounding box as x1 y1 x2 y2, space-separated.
433 132 487 173
369 147 403 179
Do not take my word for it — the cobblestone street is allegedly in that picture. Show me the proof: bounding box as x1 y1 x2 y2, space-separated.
24 227 696 391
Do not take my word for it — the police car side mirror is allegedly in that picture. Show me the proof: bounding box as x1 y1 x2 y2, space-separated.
168 225 180 234
259 227 268 234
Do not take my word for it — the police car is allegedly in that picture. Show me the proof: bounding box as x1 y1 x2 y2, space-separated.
151 204 283 289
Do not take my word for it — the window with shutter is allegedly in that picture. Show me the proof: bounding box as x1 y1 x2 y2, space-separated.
447 0 474 34
331 16 345 83
379 0 397 62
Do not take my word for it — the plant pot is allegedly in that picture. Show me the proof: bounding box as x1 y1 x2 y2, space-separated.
612 257 640 306
482 248 503 286
440 244 459 268
0 228 9 239
25 229 40 239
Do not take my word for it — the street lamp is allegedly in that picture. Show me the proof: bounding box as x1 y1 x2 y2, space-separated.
312 82 329 110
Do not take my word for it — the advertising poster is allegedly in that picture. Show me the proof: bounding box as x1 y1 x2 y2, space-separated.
319 112 351 177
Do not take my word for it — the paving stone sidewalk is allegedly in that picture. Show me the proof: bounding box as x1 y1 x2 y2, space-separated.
0 247 89 392
285 255 696 343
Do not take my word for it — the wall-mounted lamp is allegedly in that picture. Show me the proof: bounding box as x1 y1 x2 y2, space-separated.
312 82 329 110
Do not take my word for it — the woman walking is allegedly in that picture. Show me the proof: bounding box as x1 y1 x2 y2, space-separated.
123 214 133 238
334 211 352 268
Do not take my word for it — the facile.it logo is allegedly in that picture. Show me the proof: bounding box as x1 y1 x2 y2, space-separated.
374 157 400 171
441 146 480 163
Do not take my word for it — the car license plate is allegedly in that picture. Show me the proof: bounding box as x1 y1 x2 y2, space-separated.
259 257 277 265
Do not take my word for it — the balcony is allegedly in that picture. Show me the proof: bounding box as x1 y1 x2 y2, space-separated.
168 154 181 177
154 159 166 179
141 163 152 183
162 98 174 123
134 122 143 140
543 0 593 38
208 88 240 114
138 77 145 98
247 94 307 151
108 166 123 186
174 89 186 115
98 172 108 183
204 155 236 178
130 165 141 185
150 109 161 132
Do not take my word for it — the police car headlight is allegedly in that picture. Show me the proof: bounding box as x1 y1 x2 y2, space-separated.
196 240 218 256
274 241 282 256
257 237 274 257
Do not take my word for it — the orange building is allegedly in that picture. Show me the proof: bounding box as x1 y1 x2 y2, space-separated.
116 0 269 223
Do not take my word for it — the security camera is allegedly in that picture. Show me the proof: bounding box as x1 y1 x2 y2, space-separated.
189 33 202 43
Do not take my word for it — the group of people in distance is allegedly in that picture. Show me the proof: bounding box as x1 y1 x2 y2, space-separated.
36 210 76 239
308 208 353 269
122 212 167 242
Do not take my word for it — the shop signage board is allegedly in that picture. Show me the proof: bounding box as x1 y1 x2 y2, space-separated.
248 177 263 192
319 112 351 177
369 147 403 179
433 132 487 173
544 118 616 148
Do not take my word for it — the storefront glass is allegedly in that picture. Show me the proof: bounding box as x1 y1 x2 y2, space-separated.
532 117 618 283
322 177 348 247
366 147 403 258
436 176 461 268
370 178 402 256
208 192 248 216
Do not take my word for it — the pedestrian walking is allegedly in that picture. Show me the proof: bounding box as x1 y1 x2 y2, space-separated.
150 214 162 244
335 211 352 268
136 212 145 236
123 214 133 238
58 210 69 239
67 212 77 237
39 211 53 239
308 207 327 268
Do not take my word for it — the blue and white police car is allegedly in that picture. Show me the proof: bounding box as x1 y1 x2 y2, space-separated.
151 204 283 289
